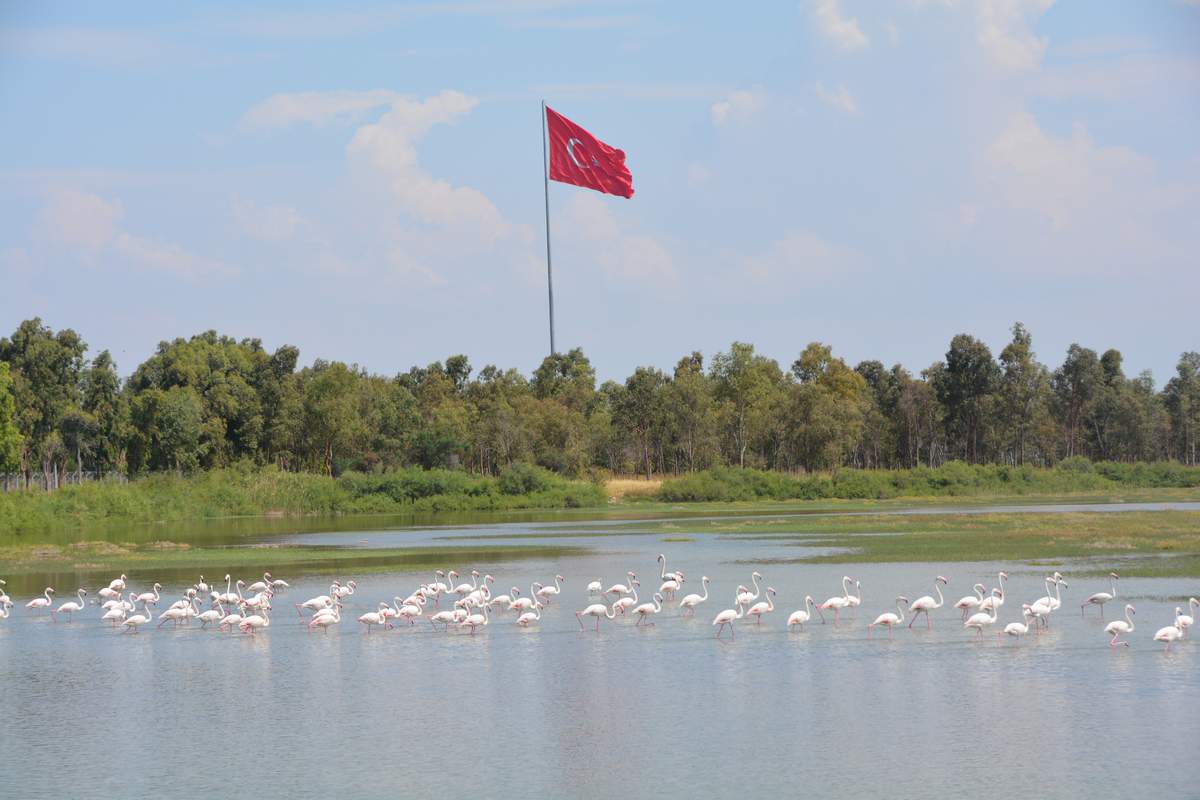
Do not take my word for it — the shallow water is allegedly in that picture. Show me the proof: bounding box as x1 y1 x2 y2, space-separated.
1 512 1198 798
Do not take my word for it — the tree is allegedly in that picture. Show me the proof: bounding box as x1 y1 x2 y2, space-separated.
1165 352 1200 465
1053 344 1102 458
933 334 998 463
996 323 1052 465
786 343 869 471
615 367 667 478
302 362 360 475
710 342 784 468
531 348 596 412
0 362 23 472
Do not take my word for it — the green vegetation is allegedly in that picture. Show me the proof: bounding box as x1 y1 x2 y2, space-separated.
631 510 1200 577
0 539 585 587
0 464 605 534
656 461 1200 502
3 318 1200 490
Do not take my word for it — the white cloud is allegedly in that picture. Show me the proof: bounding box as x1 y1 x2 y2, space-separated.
33 189 234 279
710 89 765 126
687 164 711 186
345 90 514 242
979 110 1197 273
232 198 303 242
562 193 676 286
977 0 1054 72
813 0 869 51
740 230 861 282
241 89 402 130
815 83 859 115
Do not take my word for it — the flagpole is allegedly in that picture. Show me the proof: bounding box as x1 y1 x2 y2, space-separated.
541 99 556 357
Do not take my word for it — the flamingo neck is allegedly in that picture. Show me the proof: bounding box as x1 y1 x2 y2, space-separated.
700 580 708 602
933 581 944 608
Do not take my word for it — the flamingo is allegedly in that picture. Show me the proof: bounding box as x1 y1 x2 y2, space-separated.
332 580 357 601
1029 575 1062 628
238 605 271 635
787 596 824 628
657 553 684 584
604 572 637 597
818 576 852 624
746 587 776 625
196 576 209 595
246 573 273 594
428 607 460 631
218 605 245 632
508 587 536 614
577 601 618 632
97 585 122 602
489 587 519 611
100 604 127 627
157 604 188 628
613 581 640 616
1154 619 1184 652
0 579 8 605
459 602 490 635
632 593 664 626
979 571 1009 613
358 603 392 633
216 575 240 605
999 605 1036 644
1104 604 1135 647
296 585 340 620
736 572 763 607
133 583 162 605
846 580 862 619
586 579 603 596
908 576 948 629
964 590 1001 638
954 583 986 619
196 602 223 629
516 603 543 627
308 603 341 633
1177 598 1197 637
1034 572 1067 611
52 588 87 623
712 601 745 640
451 570 480 597
536 575 564 604
395 595 425 626
107 574 127 591
268 574 290 592
26 587 55 613
1081 573 1119 618
121 603 152 634
678 576 710 616
0 600 13 620
868 597 909 639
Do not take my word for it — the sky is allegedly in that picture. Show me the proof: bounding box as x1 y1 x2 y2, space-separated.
1 1 1198 385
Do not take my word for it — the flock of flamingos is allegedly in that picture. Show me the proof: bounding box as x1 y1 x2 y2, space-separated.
2 554 1196 651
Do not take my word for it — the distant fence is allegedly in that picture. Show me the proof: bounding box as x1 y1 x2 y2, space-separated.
1 470 129 493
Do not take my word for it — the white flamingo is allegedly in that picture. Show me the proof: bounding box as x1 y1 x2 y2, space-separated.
0 579 8 605
121 603 152 634
238 605 271 635
633 593 664 626
1177 598 1197 637
586 579 603 596
52 588 87 623
489 587 519 611
787 596 823 628
736 572 763 607
979 571 1008 612
459 602 490 635
604 572 637 597
954 583 986 619
296 585 340 620
712 601 745 640
1000 605 1036 644
1081 572 1119 618
1103 604 1135 647
908 576 948 629
358 603 392 633
577 601 618 632
133 583 162 605
845 580 862 619
196 602 223 629
964 590 1001 639
308 603 341 633
818 576 852 624
107 574 127 591
678 576 710 616
395 595 425 626
516 603 543 628
613 581 640 616
26 587 55 613
0 600 14 620
1154 618 1184 652
536 575 564 604
157 604 188 628
218 605 245 632
868 596 909 639
100 604 127 627
746 587 777 625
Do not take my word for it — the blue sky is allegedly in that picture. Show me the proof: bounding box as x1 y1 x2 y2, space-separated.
2 1 1197 384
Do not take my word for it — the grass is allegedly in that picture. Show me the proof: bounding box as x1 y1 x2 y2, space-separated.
628 510 1200 578
604 477 662 500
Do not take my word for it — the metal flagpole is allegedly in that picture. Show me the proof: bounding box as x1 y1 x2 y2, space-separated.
541 99 556 357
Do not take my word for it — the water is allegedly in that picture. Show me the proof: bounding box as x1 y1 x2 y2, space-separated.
1 508 1198 798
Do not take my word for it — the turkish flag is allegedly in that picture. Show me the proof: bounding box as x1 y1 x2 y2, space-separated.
546 106 634 199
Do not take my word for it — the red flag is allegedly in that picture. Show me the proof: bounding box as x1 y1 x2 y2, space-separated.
546 106 634 199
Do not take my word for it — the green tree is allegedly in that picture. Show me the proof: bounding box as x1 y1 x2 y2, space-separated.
933 334 999 463
302 361 361 475
1052 344 1102 458
710 342 784 468
0 362 23 472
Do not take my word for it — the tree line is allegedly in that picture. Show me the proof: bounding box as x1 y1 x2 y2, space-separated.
1 318 1197 484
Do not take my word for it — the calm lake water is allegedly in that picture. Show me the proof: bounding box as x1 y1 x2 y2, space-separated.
2 503 1198 798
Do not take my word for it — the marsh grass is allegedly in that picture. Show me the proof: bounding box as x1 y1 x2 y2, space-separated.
632 510 1200 577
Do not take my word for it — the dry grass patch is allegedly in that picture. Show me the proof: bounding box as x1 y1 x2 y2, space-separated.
605 478 662 500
